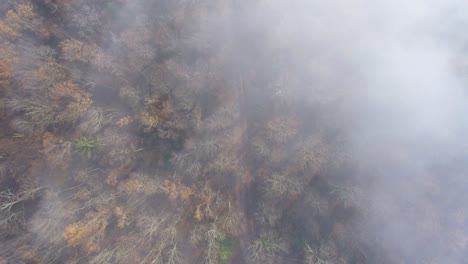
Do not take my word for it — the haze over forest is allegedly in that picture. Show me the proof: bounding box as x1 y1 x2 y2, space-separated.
0 0 467 263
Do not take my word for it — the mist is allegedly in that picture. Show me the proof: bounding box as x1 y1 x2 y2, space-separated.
240 0 468 262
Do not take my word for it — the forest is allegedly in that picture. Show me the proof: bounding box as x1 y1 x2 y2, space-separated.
0 0 467 263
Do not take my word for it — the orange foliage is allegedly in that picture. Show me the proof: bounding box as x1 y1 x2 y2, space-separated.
0 21 17 38
51 81 93 114
160 180 194 201
140 111 159 128
106 163 132 186
122 179 145 193
0 4 48 38
15 245 41 263
194 205 203 221
114 207 128 228
51 81 78 99
0 43 16 63
160 180 218 221
60 39 97 64
116 116 133 127
0 59 12 89
35 61 67 85
63 209 110 253
67 91 93 113
64 223 98 252
5 4 36 29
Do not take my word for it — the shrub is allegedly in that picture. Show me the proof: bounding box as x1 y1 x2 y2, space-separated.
74 136 98 158
219 237 233 263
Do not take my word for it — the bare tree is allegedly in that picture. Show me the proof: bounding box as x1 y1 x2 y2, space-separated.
78 107 115 134
248 232 288 264
304 241 340 264
264 172 304 198
255 202 281 227
202 222 225 264
221 202 241 236
0 179 42 235
89 248 116 264
265 117 298 144
7 97 60 133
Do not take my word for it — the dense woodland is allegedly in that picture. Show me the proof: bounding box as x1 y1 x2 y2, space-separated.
0 0 467 263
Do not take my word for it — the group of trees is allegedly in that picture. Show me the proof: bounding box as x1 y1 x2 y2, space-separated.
0 1 466 264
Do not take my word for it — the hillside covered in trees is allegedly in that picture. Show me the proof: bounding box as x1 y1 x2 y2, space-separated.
0 0 467 263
